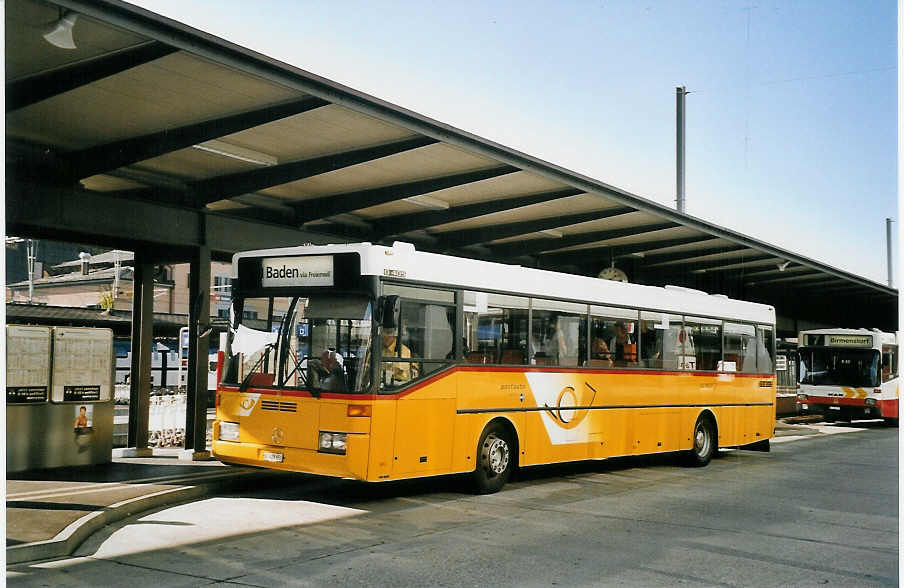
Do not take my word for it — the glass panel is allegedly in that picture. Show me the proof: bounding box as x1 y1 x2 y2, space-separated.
464 294 529 365
723 322 756 373
589 308 638 367
381 300 455 389
225 295 372 394
383 284 454 304
639 312 682 369
683 317 722 371
799 348 880 387
531 300 586 367
756 325 775 373
881 345 898 382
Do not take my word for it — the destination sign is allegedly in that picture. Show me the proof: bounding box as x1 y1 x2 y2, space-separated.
807 334 873 347
261 256 334 288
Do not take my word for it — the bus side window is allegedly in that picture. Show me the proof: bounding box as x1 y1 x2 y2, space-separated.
464 292 529 365
640 312 681 370
684 317 722 371
397 300 455 379
589 306 639 368
882 345 898 382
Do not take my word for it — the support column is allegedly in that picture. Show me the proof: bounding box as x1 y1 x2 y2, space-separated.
125 255 153 456
184 240 212 460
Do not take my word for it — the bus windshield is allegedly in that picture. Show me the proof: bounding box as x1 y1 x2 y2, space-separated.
225 295 373 394
799 347 879 388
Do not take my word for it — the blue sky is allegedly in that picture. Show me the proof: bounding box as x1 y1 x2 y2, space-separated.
132 0 898 286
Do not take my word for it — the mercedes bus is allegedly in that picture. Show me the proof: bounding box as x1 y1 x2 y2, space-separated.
212 242 776 493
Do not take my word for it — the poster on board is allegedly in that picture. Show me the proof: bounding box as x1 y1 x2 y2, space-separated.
6 325 52 404
51 327 113 403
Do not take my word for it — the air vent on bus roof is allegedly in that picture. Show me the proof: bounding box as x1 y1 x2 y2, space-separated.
664 285 707 296
392 241 416 254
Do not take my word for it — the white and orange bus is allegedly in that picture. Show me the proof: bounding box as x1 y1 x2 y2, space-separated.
212 242 776 492
796 328 899 425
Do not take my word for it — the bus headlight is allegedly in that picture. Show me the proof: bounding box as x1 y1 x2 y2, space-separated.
796 393 808 402
865 397 877 407
318 431 347 455
219 421 239 442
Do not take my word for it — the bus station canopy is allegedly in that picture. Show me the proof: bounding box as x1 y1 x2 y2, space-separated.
6 0 897 333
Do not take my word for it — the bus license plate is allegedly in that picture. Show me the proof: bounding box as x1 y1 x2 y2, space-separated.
828 405 840 411
262 451 284 463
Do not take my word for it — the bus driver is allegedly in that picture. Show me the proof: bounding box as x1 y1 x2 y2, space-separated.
382 328 418 385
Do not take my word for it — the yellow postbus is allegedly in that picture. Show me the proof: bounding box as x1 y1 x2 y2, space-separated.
213 242 776 493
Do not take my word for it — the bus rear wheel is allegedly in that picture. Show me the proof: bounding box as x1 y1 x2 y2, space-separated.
472 422 514 494
684 414 716 467
883 417 898 427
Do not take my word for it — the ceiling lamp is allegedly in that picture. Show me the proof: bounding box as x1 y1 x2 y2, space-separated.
43 11 78 50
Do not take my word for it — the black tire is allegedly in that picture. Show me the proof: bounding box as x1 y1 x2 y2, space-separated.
823 413 836 423
883 417 898 427
472 422 514 494
684 414 716 467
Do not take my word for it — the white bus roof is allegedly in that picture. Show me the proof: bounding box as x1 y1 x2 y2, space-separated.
799 328 897 346
234 242 776 325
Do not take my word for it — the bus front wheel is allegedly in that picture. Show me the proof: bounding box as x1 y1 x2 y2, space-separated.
472 422 514 494
684 414 716 467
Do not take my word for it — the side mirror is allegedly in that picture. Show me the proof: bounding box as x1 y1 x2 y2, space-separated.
376 295 400 329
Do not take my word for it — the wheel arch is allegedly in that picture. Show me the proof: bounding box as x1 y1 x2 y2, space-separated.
482 416 521 468
696 409 719 448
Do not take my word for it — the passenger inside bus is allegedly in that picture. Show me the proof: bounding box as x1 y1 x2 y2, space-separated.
382 328 418 385
308 348 345 392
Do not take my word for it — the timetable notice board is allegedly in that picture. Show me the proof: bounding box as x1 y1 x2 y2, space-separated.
51 327 113 403
6 325 52 404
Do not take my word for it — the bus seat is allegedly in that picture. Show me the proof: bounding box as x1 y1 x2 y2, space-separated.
466 352 490 364
534 357 556 366
500 349 524 364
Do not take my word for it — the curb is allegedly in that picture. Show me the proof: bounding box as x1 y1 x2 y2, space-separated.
6 470 259 565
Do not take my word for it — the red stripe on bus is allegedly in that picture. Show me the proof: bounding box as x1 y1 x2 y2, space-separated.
220 366 773 401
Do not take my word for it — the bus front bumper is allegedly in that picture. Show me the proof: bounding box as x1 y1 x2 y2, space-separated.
212 434 370 480
797 396 886 420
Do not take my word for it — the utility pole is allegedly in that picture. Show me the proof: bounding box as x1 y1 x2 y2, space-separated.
886 217 894 287
676 86 688 214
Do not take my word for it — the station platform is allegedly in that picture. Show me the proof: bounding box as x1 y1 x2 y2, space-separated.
5 418 852 566
6 450 283 565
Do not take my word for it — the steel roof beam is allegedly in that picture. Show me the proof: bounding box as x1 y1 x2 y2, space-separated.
490 221 677 258
651 254 776 277
370 188 584 238
289 165 520 224
642 245 751 268
7 41 177 113
65 96 330 181
738 264 813 279
433 207 635 250
531 236 720 265
192 135 438 205
744 272 827 286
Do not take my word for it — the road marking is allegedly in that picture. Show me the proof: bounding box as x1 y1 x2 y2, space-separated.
7 469 255 502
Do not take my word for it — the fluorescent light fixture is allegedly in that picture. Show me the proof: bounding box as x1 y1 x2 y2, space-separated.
192 140 278 166
403 195 449 210
539 229 564 238
43 11 78 49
